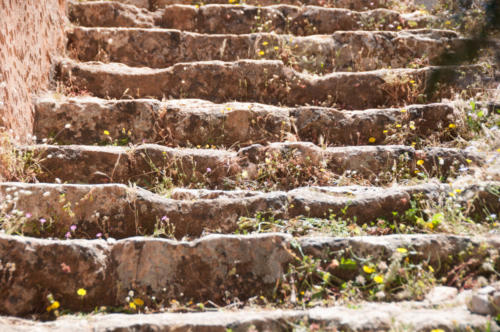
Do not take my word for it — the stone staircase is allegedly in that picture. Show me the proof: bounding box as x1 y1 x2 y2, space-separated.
0 0 499 330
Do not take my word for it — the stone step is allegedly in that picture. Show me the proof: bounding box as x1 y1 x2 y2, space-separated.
2 181 497 239
56 58 485 109
68 28 462 73
1 232 499 317
34 96 457 147
69 1 433 34
0 304 497 331
23 143 483 188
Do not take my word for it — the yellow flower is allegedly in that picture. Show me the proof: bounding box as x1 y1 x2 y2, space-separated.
103 130 110 136
258 50 265 55
396 248 408 254
368 137 376 143
429 265 435 273
396 124 402 128
129 302 136 309
448 192 456 197
409 80 415 84
241 170 248 178
454 189 462 193
400 109 407 113
448 123 456 129
363 265 375 274
374 275 384 284
133 298 144 306
262 41 268 46
46 301 60 312
445 20 451 25
383 130 388 134
397 26 402 30
431 329 445 332
77 288 87 297
466 159 472 163
274 46 279 50
416 159 424 166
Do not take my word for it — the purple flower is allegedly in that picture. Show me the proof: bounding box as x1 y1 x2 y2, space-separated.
70 225 77 232
25 213 32 218
96 233 103 238
206 167 212 173
65 232 71 239
39 218 47 224
161 216 168 222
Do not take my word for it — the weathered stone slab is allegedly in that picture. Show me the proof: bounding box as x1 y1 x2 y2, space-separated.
34 96 456 147
68 28 459 72
56 59 484 108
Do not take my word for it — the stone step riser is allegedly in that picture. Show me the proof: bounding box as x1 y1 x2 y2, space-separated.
24 144 482 188
1 233 498 317
68 28 460 73
34 98 456 147
56 59 484 109
0 306 495 332
69 2 433 35
3 182 496 239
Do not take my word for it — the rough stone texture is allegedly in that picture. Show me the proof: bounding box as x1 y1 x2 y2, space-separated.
0 0 66 140
69 2 434 34
34 97 456 147
0 304 497 331
1 182 498 239
467 283 500 316
1 232 500 317
68 28 461 73
0 235 112 316
56 58 484 108
299 233 500 268
24 143 484 186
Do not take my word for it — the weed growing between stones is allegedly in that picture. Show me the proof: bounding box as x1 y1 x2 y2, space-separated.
0 129 43 182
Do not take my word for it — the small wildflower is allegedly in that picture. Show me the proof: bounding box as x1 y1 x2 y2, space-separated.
96 232 103 238
70 225 77 232
65 124 71 129
396 124 402 128
103 130 110 136
258 50 265 55
409 80 415 84
368 137 376 143
431 329 445 332
241 170 248 178
396 248 408 254
373 275 384 284
25 213 32 218
77 288 87 297
448 123 456 129
161 216 168 222
363 265 375 274
133 298 144 306
429 265 435 273
262 41 268 46
46 301 60 312
397 25 402 30
65 232 71 239
455 189 462 193
206 167 211 173
274 46 279 50
40 218 47 224
383 130 388 134
400 109 407 113
466 159 472 164
129 302 137 310
416 159 424 166
448 192 456 197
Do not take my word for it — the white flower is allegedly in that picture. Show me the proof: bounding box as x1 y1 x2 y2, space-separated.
65 124 71 129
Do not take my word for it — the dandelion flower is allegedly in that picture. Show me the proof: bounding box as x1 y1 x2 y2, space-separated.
363 265 375 274
129 302 137 309
396 248 407 254
262 41 268 46
77 288 87 297
103 130 110 136
400 109 407 113
373 275 384 284
133 298 144 306
368 137 376 143
416 159 424 166
258 50 265 55
448 123 456 129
